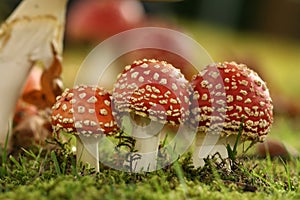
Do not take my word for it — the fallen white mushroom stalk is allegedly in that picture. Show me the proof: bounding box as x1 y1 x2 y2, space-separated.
0 0 68 148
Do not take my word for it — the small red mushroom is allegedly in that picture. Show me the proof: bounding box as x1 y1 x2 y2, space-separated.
190 61 273 167
112 59 192 172
51 85 119 172
67 0 145 42
120 26 197 80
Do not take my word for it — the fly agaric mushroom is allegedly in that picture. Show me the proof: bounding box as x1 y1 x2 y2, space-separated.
112 59 192 172
190 61 273 167
51 85 118 172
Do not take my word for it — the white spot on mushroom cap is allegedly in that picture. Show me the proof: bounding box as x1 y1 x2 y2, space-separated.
244 98 252 104
239 80 248 86
69 108 74 114
104 100 110 106
89 109 95 114
159 78 167 85
100 108 108 116
74 121 82 129
140 63 149 68
152 87 160 94
52 102 61 110
79 93 87 99
209 71 219 79
78 106 85 114
87 96 98 103
131 72 139 79
240 90 248 95
153 72 160 80
154 64 160 69
170 98 178 104
260 101 266 107
138 76 144 83
62 104 68 111
70 99 76 104
56 95 62 101
66 93 74 100
236 95 243 101
227 95 234 103
172 83 178 91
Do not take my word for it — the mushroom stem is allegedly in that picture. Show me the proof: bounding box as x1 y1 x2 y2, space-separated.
76 135 101 172
192 133 236 168
124 114 163 172
132 125 161 172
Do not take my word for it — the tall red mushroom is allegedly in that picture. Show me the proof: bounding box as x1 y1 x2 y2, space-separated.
51 85 119 172
112 59 192 172
190 61 273 167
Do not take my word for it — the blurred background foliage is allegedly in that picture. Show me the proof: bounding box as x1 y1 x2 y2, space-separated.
2 0 300 38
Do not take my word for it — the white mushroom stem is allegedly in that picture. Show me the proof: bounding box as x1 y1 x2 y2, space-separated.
192 133 237 168
132 123 161 172
76 135 102 172
123 114 164 172
0 0 68 147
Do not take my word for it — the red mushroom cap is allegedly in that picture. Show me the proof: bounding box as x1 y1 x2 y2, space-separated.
51 85 119 136
67 0 144 42
112 59 192 126
190 61 273 142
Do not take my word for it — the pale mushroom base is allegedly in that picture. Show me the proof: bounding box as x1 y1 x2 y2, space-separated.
121 114 164 172
192 133 238 168
76 135 103 172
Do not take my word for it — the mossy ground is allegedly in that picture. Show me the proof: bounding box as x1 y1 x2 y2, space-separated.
0 133 300 200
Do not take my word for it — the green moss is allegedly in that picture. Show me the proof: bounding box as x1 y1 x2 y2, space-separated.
0 138 299 200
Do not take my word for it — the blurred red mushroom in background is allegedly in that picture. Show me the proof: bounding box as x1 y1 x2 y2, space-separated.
12 51 64 150
119 27 197 80
66 0 145 42
67 0 197 84
12 67 51 151
118 18 197 80
21 66 42 94
13 67 42 126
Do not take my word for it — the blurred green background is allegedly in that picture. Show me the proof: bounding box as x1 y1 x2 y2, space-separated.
1 0 300 151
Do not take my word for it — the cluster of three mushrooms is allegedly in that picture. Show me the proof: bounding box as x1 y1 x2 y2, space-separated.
51 59 273 172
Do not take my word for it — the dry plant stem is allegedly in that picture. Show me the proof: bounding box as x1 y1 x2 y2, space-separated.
0 0 68 147
76 135 102 172
193 132 236 168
